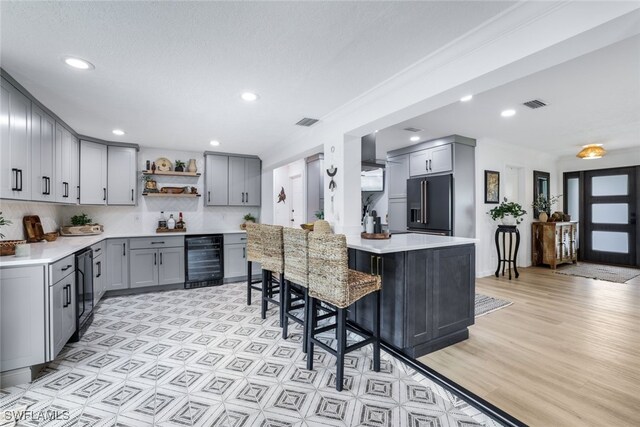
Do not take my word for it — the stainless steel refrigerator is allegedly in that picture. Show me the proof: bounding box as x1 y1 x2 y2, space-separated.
407 174 452 235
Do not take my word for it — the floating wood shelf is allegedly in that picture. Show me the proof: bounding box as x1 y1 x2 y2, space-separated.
142 193 201 198
142 170 201 177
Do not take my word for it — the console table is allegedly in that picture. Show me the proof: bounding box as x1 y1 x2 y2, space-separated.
531 221 578 269
495 225 520 279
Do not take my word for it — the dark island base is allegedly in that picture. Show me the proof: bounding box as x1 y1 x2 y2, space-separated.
348 244 475 358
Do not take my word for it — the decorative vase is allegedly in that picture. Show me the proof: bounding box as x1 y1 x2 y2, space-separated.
187 159 197 173
538 212 548 222
501 215 516 226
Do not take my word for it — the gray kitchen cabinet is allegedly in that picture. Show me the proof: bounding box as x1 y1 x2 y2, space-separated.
80 140 107 205
0 266 46 372
93 250 105 304
107 146 137 205
49 275 76 360
0 78 32 200
409 144 452 177
130 248 159 288
205 154 229 206
55 123 79 203
387 154 409 199
228 155 261 206
388 198 407 232
106 239 130 291
223 234 260 280
158 247 185 285
31 105 56 202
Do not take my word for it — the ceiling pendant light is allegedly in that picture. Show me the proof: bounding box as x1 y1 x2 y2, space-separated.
577 144 606 159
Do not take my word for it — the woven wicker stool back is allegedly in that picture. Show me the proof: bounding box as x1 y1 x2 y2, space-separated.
245 222 263 263
261 224 284 274
283 228 310 288
313 220 332 234
308 233 351 308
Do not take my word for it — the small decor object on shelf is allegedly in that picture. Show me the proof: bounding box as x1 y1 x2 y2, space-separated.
177 212 186 229
155 157 172 172
315 209 324 220
141 174 159 193
187 159 197 173
174 160 185 172
151 161 156 173
71 213 92 226
158 211 167 229
484 170 500 204
277 187 286 203
488 197 527 226
532 194 562 222
240 213 256 230
61 213 103 235
23 215 45 242
167 214 176 230
160 186 188 194
146 160 151 170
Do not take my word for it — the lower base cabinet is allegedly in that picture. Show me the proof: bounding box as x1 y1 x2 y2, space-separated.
49 277 76 359
106 239 129 291
93 253 105 304
223 234 261 280
129 238 185 288
0 266 46 373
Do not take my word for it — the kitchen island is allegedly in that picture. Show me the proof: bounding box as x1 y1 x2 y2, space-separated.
345 233 476 357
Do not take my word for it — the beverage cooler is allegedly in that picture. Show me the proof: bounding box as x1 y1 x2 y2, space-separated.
185 235 224 288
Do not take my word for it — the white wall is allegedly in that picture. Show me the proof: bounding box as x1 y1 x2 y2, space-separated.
475 138 558 277
63 147 259 234
272 159 306 227
0 200 64 240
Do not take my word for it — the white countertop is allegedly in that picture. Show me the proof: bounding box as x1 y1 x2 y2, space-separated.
345 233 477 254
0 229 246 267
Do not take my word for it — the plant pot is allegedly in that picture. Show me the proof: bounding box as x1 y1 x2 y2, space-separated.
501 215 517 226
538 212 548 222
175 166 184 172
240 220 255 230
187 159 197 173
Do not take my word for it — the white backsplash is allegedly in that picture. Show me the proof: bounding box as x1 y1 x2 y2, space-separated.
1 147 260 238
0 200 64 240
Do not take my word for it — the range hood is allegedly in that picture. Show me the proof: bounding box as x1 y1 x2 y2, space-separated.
361 133 385 171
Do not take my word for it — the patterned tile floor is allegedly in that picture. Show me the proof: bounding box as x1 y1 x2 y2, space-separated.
1 283 503 427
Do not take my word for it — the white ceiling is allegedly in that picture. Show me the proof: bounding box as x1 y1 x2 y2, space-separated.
0 1 514 155
377 35 640 157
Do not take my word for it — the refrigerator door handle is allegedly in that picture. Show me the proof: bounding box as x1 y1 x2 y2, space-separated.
424 181 428 224
418 181 424 223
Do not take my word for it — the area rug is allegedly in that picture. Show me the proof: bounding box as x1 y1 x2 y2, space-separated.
555 263 640 283
475 294 512 318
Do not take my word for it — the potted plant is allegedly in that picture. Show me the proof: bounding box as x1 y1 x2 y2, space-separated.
532 194 562 222
488 198 527 226
61 213 103 235
315 209 324 220
174 160 186 172
240 213 257 230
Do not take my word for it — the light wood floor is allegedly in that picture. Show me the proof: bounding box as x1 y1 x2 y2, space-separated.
419 266 640 427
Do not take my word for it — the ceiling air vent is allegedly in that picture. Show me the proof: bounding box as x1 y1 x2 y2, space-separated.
523 99 547 109
296 117 319 127
403 127 423 133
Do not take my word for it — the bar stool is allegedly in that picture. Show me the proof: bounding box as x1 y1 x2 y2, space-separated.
282 228 310 351
306 233 381 392
260 224 285 326
245 223 264 305
313 220 332 234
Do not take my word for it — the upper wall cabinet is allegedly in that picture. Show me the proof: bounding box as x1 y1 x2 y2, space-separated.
31 105 56 202
79 140 107 205
229 156 261 206
409 144 452 177
0 78 32 200
387 154 410 199
205 153 261 207
107 146 137 205
55 123 79 204
205 154 229 206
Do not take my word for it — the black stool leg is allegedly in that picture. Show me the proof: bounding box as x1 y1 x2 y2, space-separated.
336 307 346 392
282 279 289 339
247 260 252 306
261 270 269 319
302 288 309 354
306 297 317 371
279 273 285 327
373 291 381 372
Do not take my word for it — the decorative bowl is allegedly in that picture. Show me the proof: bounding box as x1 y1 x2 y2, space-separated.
43 232 59 242
300 223 314 231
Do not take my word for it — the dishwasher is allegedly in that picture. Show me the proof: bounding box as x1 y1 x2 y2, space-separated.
184 234 224 288
71 247 93 341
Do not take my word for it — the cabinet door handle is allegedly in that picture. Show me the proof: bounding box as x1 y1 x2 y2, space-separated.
42 176 47 195
63 182 68 198
370 255 375 275
425 160 428 171
154 253 157 265
11 169 18 191
77 185 80 201
47 177 51 195
17 169 23 191
61 264 72 271
131 189 134 201
94 247 101 253
122 243 126 256
428 159 432 171
160 252 163 265
151 241 165 244
62 285 68 308
103 188 106 201
96 261 102 277
242 247 246 258
245 192 248 203
208 191 211 203
377 256 382 276
241 192 245 203
67 284 72 306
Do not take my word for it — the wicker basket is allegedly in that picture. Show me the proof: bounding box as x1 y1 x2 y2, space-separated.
43 232 59 242
0 240 27 256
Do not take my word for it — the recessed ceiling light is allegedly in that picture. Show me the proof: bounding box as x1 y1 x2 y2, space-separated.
241 92 259 102
460 95 473 102
501 109 516 117
63 56 94 70
410 136 420 142
210 140 220 147
112 129 125 136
